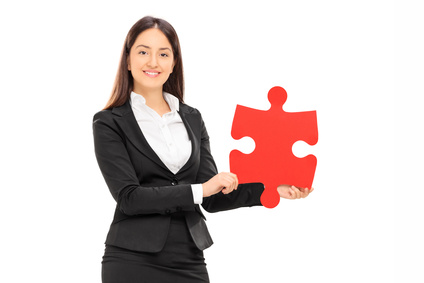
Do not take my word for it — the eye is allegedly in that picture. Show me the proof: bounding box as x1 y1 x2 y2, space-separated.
160 53 169 57
138 50 147 55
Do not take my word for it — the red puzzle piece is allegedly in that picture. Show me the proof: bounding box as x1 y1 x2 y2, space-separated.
230 86 318 208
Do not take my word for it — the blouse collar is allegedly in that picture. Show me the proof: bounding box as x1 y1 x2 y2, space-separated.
130 91 180 113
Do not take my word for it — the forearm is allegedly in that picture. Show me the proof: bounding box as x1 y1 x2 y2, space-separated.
116 183 197 216
202 182 264 213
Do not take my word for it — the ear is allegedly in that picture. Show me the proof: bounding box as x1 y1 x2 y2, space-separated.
127 55 131 71
171 60 176 73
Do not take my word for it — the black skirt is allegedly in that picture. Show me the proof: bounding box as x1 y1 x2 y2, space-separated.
101 213 209 283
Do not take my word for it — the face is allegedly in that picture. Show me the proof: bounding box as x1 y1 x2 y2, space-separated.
127 28 174 95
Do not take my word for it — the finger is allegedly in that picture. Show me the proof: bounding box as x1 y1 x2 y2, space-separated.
221 177 234 192
221 178 236 194
226 173 238 189
225 172 238 190
299 187 308 193
289 186 296 199
300 188 310 198
220 180 230 194
289 187 297 199
302 188 311 198
300 187 312 198
291 186 301 199
226 174 238 192
297 187 306 196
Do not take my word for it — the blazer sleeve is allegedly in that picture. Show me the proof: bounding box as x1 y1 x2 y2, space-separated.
93 111 196 216
196 114 264 213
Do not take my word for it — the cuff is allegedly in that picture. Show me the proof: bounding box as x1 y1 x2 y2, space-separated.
191 184 203 204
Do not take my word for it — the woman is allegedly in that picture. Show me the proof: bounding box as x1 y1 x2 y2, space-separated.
93 16 313 283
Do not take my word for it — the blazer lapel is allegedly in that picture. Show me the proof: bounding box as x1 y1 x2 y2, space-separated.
111 101 202 176
177 104 201 175
112 101 171 172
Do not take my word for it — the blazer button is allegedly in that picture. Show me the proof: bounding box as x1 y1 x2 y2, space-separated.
165 209 171 215
171 179 178 186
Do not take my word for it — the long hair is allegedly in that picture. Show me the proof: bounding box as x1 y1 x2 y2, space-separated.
104 16 184 110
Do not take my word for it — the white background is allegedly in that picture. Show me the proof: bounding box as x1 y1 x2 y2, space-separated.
0 0 409 282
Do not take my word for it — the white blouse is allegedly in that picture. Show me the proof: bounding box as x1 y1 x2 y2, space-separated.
130 91 203 204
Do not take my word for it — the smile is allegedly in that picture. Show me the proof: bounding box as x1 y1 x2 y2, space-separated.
143 70 160 78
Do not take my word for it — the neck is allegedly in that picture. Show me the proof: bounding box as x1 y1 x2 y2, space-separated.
133 87 171 116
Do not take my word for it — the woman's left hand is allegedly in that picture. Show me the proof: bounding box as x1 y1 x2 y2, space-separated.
277 185 314 200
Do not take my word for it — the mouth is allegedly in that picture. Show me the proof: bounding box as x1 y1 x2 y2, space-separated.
143 70 161 78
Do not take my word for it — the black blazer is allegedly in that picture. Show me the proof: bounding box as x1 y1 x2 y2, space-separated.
93 100 264 252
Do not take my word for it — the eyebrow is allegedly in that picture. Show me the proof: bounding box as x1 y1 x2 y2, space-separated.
135 44 172 51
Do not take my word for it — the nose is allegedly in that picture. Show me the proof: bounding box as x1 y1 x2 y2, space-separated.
147 53 158 68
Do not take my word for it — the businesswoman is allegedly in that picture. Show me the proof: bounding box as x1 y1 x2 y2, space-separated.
93 16 313 283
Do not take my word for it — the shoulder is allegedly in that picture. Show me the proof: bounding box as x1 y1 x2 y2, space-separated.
92 109 119 136
93 109 114 124
179 102 202 116
93 101 131 124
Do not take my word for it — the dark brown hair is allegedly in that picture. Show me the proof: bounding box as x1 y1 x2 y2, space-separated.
104 16 184 110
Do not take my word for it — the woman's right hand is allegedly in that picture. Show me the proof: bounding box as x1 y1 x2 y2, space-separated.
202 172 238 197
